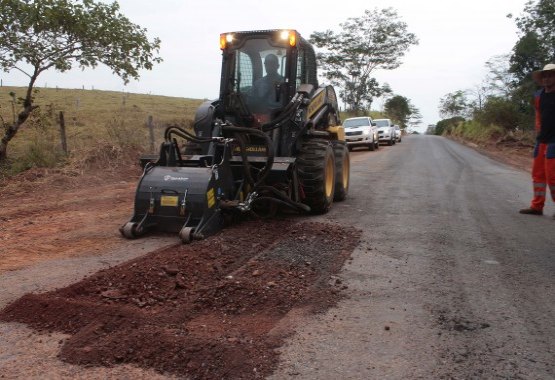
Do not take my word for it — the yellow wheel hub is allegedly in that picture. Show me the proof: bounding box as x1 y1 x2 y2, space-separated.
325 155 334 198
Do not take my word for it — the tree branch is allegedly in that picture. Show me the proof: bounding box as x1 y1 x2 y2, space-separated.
11 66 32 78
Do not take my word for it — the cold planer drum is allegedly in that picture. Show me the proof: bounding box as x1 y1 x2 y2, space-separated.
120 146 236 243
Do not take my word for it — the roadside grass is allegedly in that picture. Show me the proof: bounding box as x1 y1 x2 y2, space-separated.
449 120 536 146
0 86 204 177
450 120 504 142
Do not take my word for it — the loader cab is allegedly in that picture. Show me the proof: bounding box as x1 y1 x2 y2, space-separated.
219 30 318 127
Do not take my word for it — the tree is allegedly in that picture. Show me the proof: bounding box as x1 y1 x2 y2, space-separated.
384 95 415 129
509 0 555 82
438 90 472 119
484 54 516 98
407 104 422 131
473 97 522 131
0 0 162 162
467 83 490 112
435 116 465 136
485 53 535 129
384 95 410 126
515 0 555 60
383 94 421 131
509 30 547 82
310 8 418 114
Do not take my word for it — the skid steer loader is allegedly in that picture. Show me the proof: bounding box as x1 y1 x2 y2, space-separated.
120 29 350 243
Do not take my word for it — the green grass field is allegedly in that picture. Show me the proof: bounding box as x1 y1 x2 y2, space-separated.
0 86 204 175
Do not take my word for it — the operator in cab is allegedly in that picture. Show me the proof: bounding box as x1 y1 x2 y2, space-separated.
250 53 284 114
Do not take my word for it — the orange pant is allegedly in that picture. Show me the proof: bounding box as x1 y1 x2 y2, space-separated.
530 142 555 210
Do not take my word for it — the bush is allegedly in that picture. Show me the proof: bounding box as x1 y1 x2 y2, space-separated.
473 97 522 131
11 138 65 173
104 114 146 150
5 106 66 175
450 120 503 143
435 116 465 135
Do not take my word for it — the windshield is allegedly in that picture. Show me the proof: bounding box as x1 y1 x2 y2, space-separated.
343 118 370 128
374 120 390 127
230 38 288 113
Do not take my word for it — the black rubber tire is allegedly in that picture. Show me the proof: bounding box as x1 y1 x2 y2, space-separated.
179 226 194 244
120 222 138 239
368 140 375 151
333 141 350 202
297 138 336 214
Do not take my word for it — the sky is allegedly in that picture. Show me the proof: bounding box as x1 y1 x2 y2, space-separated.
0 0 531 131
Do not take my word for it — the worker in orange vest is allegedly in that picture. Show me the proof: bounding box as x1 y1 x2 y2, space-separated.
520 63 555 218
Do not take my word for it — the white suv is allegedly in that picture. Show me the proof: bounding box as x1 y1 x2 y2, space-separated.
374 119 396 146
342 117 379 151
393 125 402 143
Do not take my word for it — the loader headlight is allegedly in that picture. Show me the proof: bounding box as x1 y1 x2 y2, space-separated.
279 30 296 47
220 33 234 50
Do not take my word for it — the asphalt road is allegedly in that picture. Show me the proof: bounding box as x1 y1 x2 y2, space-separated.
1 135 553 379
271 135 555 379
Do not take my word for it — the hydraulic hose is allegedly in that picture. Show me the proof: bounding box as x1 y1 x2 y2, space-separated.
222 125 274 187
233 132 256 188
261 93 303 132
164 125 214 144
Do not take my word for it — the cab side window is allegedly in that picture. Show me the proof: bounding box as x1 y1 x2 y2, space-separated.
236 51 254 93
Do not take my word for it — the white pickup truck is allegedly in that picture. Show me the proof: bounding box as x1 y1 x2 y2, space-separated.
374 118 396 146
343 117 379 151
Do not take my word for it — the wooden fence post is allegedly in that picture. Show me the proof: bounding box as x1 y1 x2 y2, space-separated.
147 115 155 153
59 111 68 155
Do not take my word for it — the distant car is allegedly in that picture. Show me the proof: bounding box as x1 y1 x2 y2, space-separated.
342 117 379 151
393 125 402 143
374 118 396 146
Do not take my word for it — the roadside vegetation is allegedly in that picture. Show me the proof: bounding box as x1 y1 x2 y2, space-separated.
0 85 202 178
0 0 162 170
431 0 553 149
